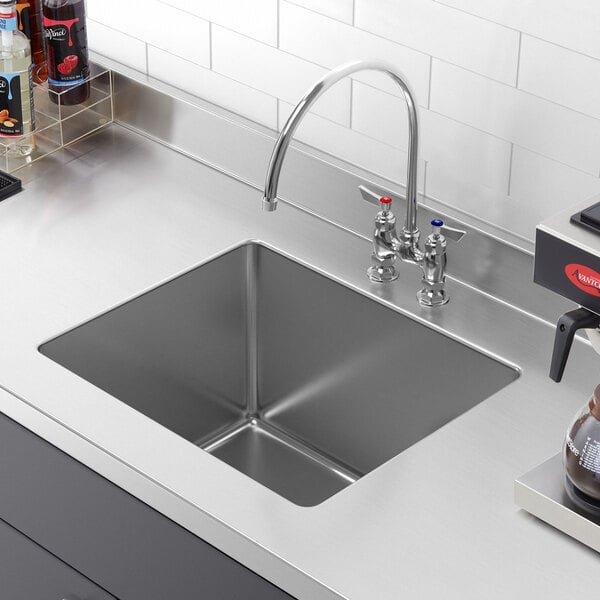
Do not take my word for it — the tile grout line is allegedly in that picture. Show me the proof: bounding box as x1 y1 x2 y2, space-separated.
145 42 149 74
283 0 352 26
427 55 433 109
276 0 281 48
349 79 354 129
426 55 600 124
507 142 515 197
525 32 600 63
433 0 524 36
515 31 522 88
352 0 356 26
434 0 600 64
276 99 281 132
208 22 213 70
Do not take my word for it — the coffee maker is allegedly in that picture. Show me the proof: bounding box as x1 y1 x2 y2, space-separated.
535 196 600 514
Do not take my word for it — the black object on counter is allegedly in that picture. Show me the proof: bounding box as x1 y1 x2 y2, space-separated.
572 201 600 234
0 170 22 201
549 307 600 382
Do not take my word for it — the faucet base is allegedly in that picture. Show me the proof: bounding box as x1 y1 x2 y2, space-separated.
417 281 448 307
368 263 398 282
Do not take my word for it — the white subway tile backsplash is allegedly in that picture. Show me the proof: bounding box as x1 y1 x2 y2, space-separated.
509 146 600 211
211 26 351 126
278 101 426 191
157 0 278 46
477 146 600 240
352 83 511 192
425 167 535 240
435 0 600 61
430 60 600 175
87 0 210 67
279 2 430 104
147 46 278 129
422 112 512 193
83 0 600 246
355 0 519 84
519 36 600 120
286 0 354 24
87 20 147 73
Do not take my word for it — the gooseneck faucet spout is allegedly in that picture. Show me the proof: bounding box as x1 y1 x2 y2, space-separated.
262 59 464 306
262 59 421 257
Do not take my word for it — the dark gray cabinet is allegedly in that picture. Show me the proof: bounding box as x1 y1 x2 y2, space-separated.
0 517 115 599
0 411 295 600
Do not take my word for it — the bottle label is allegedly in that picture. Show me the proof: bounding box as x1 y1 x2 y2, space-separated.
0 13 18 31
573 435 600 474
0 71 27 135
43 15 88 86
16 3 31 39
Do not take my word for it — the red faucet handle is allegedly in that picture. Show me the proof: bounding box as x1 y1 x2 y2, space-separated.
379 196 393 213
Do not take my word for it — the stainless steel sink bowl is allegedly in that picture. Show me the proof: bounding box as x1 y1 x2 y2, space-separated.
40 243 519 506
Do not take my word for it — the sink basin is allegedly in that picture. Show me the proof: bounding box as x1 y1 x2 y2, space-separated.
40 243 518 506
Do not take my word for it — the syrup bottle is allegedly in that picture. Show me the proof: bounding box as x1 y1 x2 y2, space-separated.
42 0 89 105
0 0 35 156
16 0 46 83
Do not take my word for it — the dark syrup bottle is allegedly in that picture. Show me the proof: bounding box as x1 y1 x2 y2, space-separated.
17 0 47 83
42 0 89 105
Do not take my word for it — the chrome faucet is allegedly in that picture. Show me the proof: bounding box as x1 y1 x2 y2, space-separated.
365 189 464 306
262 59 464 306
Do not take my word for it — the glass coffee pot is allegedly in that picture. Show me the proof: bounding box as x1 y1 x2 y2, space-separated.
563 384 600 515
551 307 600 515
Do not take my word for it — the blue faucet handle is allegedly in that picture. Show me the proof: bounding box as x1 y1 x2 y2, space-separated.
431 218 466 242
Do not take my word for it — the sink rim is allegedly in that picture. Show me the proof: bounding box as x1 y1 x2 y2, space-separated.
38 238 522 377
